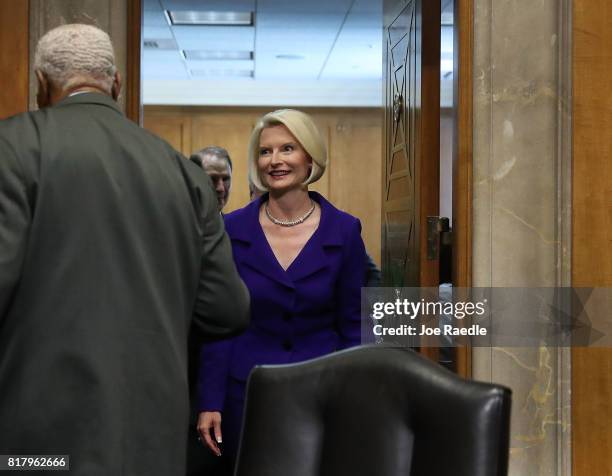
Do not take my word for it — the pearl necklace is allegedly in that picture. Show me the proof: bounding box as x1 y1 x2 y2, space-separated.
265 200 316 227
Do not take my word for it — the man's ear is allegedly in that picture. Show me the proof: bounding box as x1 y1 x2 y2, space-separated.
111 71 122 100
35 70 50 109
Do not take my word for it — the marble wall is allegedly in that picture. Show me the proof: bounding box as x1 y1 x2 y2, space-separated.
28 0 129 112
471 0 572 474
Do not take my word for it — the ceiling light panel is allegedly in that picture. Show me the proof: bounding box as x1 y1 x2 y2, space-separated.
184 50 253 60
185 59 254 72
168 11 253 26
161 0 254 11
172 26 255 51
190 69 254 78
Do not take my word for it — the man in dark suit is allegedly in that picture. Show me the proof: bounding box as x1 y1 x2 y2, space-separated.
0 24 249 476
190 147 233 212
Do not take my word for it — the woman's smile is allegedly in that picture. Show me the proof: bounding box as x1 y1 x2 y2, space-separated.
258 125 312 191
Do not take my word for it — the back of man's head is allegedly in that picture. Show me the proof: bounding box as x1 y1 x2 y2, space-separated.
34 24 117 99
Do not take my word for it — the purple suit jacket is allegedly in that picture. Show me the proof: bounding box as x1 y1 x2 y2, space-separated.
197 192 366 414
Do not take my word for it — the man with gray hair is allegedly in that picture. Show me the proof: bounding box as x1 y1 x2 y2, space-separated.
0 24 249 475
190 146 233 212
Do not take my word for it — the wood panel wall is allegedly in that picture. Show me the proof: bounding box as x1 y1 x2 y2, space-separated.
572 0 612 473
144 106 382 265
0 0 29 119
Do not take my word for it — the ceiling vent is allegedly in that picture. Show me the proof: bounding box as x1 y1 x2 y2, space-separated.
143 38 178 50
168 11 254 26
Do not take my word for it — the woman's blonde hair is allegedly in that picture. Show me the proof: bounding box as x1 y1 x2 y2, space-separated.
248 109 327 192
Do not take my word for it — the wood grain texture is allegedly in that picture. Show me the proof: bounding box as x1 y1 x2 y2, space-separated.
0 0 28 119
453 0 473 378
144 106 382 265
125 0 141 123
331 121 382 266
415 0 441 364
572 0 612 473
382 0 419 287
382 0 440 362
142 113 191 155
417 0 440 288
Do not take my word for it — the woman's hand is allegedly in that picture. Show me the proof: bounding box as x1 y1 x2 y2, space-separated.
197 411 223 456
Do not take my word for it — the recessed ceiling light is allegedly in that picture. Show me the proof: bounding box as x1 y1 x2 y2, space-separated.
168 11 254 26
275 54 305 60
190 69 254 78
184 50 253 61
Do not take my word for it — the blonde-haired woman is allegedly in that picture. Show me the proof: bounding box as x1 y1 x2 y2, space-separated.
196 109 366 468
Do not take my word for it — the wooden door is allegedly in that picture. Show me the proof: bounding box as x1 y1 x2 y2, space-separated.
383 0 440 360
382 0 440 288
0 0 28 119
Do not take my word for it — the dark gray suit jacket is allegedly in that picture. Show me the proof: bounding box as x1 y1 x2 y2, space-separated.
0 93 249 475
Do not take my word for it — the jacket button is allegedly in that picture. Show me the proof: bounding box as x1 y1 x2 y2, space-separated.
283 312 292 322
282 340 293 351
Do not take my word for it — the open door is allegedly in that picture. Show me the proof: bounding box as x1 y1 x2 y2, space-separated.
382 0 441 359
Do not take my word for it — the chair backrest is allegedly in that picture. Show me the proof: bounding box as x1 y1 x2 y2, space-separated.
235 345 511 476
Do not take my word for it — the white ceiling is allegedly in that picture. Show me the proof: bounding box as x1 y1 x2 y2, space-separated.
142 0 454 107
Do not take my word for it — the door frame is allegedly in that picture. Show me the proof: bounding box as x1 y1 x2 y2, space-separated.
453 0 473 378
0 0 29 119
126 0 142 124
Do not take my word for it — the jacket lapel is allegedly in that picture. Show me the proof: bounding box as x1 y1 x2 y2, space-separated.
230 198 296 289
286 192 342 282
231 193 344 286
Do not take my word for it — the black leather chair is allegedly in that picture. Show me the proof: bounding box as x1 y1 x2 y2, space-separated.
235 345 511 476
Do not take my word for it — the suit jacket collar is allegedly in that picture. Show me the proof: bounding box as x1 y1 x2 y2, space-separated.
54 92 123 116
230 192 344 287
